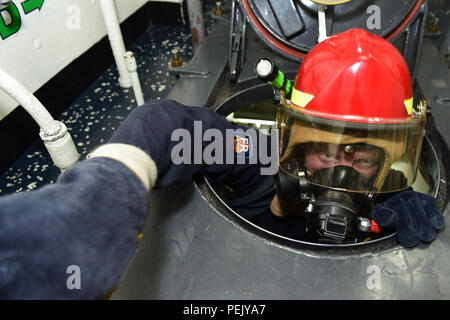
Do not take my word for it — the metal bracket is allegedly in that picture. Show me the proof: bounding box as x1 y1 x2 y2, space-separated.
229 0 247 82
168 62 210 78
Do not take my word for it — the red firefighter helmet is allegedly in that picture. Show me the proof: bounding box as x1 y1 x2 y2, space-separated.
290 28 413 123
278 28 426 193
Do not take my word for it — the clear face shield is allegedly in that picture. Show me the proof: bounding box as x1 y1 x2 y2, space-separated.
277 99 427 193
275 99 427 243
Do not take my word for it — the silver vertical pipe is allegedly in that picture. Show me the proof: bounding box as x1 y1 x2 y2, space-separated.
186 0 206 55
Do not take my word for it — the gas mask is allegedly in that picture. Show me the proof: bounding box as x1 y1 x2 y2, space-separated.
275 160 377 243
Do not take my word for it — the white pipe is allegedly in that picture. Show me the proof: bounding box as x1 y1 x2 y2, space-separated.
0 68 59 135
124 51 145 106
318 5 328 43
99 0 132 88
0 67 79 171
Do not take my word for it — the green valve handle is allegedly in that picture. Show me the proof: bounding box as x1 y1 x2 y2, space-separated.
254 58 292 99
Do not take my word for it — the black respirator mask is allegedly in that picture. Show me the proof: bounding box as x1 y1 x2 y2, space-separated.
275 161 376 244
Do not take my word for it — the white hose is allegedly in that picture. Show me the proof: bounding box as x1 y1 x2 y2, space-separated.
0 67 79 171
0 67 60 135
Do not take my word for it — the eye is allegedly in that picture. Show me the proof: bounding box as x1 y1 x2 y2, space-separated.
354 158 376 169
319 151 336 162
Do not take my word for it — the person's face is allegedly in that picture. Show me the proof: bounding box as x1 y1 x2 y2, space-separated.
303 143 382 182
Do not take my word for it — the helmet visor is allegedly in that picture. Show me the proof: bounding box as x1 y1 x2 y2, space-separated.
277 100 427 193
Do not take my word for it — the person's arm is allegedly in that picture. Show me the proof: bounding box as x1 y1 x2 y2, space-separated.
0 99 272 299
108 99 276 193
0 152 155 299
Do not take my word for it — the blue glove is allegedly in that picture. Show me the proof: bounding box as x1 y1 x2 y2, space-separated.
370 191 445 247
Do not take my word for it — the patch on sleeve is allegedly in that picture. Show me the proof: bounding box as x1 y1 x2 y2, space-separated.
234 132 252 159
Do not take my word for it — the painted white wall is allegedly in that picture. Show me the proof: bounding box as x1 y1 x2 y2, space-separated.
0 0 148 120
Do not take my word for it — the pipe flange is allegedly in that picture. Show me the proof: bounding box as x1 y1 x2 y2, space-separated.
39 121 68 143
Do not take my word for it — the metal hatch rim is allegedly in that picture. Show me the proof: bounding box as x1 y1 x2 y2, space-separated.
240 0 423 61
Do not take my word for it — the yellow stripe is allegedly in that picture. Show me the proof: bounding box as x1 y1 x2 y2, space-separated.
404 97 413 115
291 88 315 108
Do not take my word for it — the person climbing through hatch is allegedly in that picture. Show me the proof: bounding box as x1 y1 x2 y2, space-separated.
0 29 445 299
98 28 444 246
226 27 444 245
